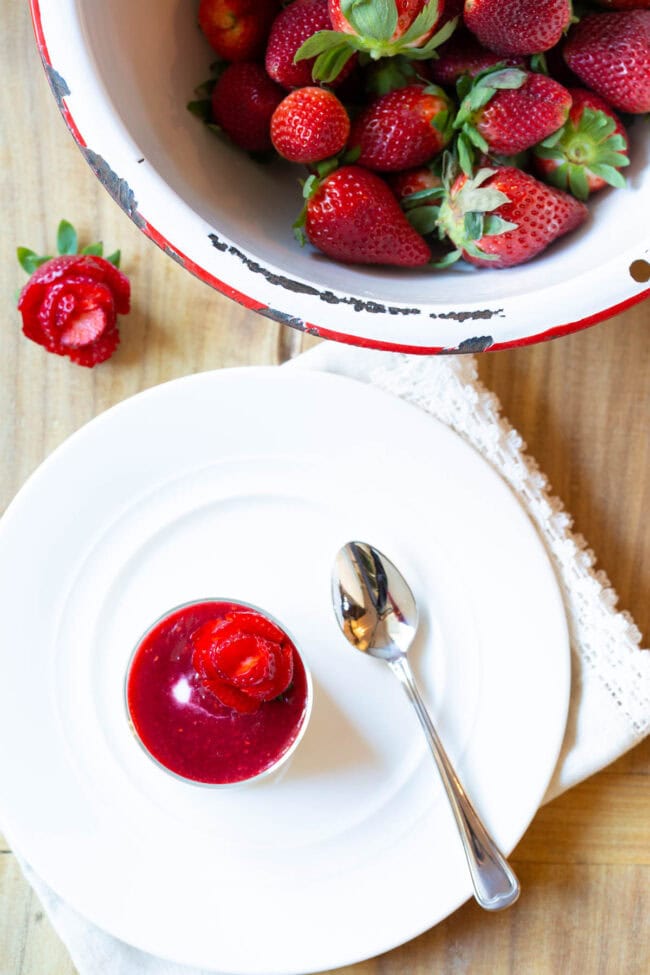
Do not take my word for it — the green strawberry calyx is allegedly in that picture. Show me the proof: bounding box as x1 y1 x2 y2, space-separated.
17 219 121 275
435 163 517 263
294 1 459 84
533 106 629 201
453 66 528 175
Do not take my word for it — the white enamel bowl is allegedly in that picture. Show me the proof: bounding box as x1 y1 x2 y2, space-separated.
31 0 649 352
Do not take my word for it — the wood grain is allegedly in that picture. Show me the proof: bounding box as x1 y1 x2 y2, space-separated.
0 3 648 974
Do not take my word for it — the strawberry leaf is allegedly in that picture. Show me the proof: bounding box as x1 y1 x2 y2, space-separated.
457 133 474 176
187 98 212 122
106 250 121 268
397 0 442 46
343 144 362 164
483 214 518 236
588 163 627 189
596 150 629 167
462 240 499 261
293 205 307 245
343 0 399 43
302 174 319 200
477 67 527 91
529 52 548 75
194 78 217 98
464 123 488 153
539 126 566 149
568 165 590 201
432 107 451 135
429 248 462 268
402 186 445 208
17 247 52 274
406 205 440 236
81 242 104 256
295 30 355 62
57 219 78 255
405 15 458 59
464 211 484 240
313 44 357 83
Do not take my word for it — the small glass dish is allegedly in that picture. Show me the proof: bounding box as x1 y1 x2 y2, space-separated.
124 598 312 788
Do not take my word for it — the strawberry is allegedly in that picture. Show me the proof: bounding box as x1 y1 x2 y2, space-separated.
295 0 459 84
211 62 284 151
389 165 443 200
349 83 454 171
191 612 294 713
563 11 650 114
17 248 128 368
453 68 572 172
197 0 280 62
428 26 525 87
533 88 630 199
271 87 350 162
298 165 432 265
464 0 573 56
436 165 589 268
329 0 443 43
265 0 354 89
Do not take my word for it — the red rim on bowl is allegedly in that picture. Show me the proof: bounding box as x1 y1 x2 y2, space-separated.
29 0 650 354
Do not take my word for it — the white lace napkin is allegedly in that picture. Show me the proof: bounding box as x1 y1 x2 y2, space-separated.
17 344 650 975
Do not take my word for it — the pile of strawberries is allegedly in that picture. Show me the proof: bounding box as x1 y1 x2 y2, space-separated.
192 0 650 269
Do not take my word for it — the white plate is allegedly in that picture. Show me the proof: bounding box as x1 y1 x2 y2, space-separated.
0 368 569 974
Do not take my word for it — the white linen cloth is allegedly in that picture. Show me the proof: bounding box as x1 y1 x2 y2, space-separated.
16 344 650 975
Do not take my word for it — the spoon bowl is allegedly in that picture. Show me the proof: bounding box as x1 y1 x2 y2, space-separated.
332 540 418 661
332 540 521 912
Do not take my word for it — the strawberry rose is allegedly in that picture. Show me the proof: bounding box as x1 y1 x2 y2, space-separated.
16 222 129 366
191 611 295 713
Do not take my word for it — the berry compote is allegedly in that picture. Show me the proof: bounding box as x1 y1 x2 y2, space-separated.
126 600 310 785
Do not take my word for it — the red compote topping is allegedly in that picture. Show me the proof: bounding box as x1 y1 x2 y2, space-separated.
126 601 310 785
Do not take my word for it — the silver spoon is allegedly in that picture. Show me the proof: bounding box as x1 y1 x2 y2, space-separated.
332 540 520 912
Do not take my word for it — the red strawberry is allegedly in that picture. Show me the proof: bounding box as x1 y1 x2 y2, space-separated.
563 11 650 114
329 0 443 46
349 84 454 172
198 0 280 62
390 166 446 244
265 0 354 89
191 612 294 713
454 68 572 172
211 62 284 151
299 165 432 265
389 165 443 200
464 0 573 56
533 88 630 199
436 165 588 268
18 254 128 367
428 27 525 86
271 87 350 163
296 0 459 83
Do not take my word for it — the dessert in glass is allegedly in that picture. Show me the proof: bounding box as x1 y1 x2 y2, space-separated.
125 599 311 786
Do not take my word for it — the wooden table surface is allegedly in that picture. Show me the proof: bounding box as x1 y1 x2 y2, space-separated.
1 4 648 974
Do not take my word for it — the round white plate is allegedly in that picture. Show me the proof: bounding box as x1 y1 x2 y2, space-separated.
0 368 569 974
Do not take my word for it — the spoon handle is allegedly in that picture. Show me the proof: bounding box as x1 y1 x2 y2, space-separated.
389 655 520 911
